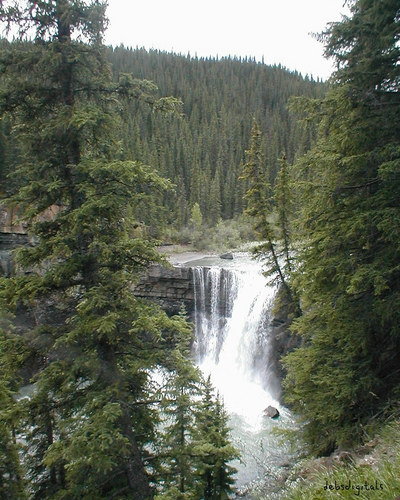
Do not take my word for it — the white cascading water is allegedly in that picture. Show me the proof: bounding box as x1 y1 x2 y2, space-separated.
191 256 293 493
193 263 280 425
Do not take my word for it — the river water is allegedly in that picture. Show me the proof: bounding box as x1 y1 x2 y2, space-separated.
179 253 296 498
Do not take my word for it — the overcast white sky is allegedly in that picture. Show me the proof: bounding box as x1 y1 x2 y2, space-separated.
104 0 349 81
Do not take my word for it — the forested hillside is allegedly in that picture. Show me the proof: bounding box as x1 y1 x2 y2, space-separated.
1 44 324 229
2 0 399 498
104 47 323 226
0 2 238 498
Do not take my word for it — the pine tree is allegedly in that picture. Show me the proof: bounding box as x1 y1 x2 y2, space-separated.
283 0 400 454
0 310 27 499
0 1 185 497
240 121 292 297
274 154 293 277
156 371 238 500
155 343 202 499
192 377 238 500
209 167 222 226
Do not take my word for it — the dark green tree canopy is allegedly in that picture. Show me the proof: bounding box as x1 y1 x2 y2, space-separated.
103 46 323 226
1 0 108 42
324 0 400 93
283 0 400 455
0 2 237 498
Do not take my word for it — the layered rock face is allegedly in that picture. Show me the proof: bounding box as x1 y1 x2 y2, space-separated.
133 265 195 316
0 234 196 316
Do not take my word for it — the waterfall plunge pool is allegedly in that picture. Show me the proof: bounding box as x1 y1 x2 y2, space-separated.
179 253 297 498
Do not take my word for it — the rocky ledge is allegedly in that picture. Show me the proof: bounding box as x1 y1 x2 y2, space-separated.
133 264 195 316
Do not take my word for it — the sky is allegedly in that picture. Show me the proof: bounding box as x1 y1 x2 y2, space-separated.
104 0 350 81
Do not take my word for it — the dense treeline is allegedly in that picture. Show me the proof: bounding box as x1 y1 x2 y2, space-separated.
0 1 237 498
285 0 400 455
104 46 324 226
1 44 323 229
243 0 400 458
2 0 399 496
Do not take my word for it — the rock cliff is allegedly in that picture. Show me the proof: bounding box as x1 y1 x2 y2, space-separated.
133 265 195 316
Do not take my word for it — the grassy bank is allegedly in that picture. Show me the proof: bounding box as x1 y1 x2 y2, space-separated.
278 420 400 499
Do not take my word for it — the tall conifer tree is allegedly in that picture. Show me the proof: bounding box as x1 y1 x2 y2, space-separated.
241 121 293 297
0 1 187 497
192 377 238 500
284 0 400 454
0 310 27 499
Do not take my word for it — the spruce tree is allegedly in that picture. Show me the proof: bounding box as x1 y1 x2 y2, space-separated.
241 121 293 297
156 371 238 500
0 1 186 497
0 310 27 499
209 168 222 226
283 0 400 454
274 154 293 278
155 345 201 499
192 377 238 500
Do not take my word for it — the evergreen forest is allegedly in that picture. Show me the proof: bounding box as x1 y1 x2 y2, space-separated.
103 46 323 228
0 0 400 498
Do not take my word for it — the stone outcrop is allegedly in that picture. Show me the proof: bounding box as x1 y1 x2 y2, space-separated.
133 265 195 316
220 252 233 260
0 204 57 276
1 228 196 316
1 203 62 234
269 289 301 380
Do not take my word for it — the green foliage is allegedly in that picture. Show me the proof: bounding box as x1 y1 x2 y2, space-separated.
155 370 238 499
163 214 256 252
105 46 323 226
283 0 400 455
274 154 293 276
0 309 28 499
154 324 238 498
156 352 202 497
192 377 238 500
241 121 296 303
189 202 204 246
322 0 400 94
241 121 271 219
190 202 203 228
201 218 244 251
0 1 191 498
281 421 400 500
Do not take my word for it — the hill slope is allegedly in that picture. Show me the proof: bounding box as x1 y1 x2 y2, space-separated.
105 47 324 225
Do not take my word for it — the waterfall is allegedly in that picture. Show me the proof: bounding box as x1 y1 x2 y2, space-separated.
189 255 295 494
192 262 280 427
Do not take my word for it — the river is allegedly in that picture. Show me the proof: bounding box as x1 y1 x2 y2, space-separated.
175 253 297 498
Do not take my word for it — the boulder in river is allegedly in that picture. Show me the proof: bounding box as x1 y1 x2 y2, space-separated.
220 252 234 260
264 405 280 419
